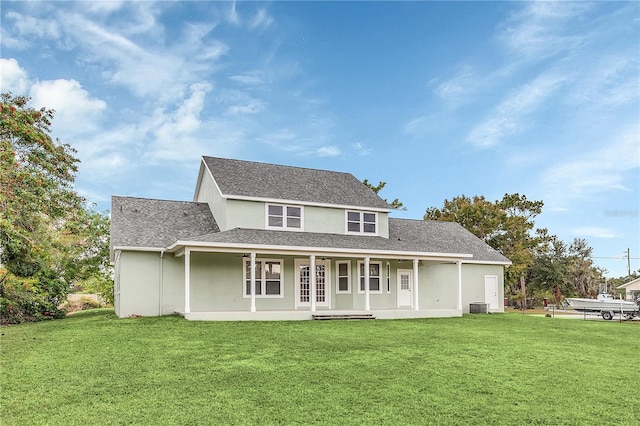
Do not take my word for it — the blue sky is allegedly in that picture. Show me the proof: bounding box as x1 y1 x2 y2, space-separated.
1 1 638 278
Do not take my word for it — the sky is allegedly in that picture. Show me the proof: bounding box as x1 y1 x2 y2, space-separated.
1 1 639 278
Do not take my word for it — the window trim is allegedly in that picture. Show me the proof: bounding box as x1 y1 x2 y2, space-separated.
266 204 304 231
386 262 391 294
345 211 378 235
243 258 284 298
335 260 351 294
357 260 383 294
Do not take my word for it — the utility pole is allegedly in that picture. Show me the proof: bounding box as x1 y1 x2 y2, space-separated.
627 248 631 277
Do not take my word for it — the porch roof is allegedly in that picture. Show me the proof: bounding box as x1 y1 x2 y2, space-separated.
168 218 510 263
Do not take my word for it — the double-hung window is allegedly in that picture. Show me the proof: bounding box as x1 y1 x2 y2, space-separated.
243 259 284 298
358 261 382 294
346 211 377 235
336 261 351 294
267 204 302 230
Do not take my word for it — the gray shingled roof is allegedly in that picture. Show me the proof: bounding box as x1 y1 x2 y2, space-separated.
111 195 509 263
173 218 510 263
203 156 390 209
111 196 219 250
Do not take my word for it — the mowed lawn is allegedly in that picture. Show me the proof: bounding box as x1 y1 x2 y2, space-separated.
1 311 638 425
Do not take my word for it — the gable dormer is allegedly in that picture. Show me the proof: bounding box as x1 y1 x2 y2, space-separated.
194 156 391 237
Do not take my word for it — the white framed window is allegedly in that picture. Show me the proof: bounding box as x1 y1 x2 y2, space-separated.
335 261 351 294
357 261 382 294
266 204 303 230
243 258 284 298
386 262 391 293
346 211 377 235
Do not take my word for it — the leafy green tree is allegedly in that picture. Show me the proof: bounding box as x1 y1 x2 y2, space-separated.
425 195 503 241
564 238 604 298
0 93 111 323
527 236 569 305
424 193 548 305
362 179 406 210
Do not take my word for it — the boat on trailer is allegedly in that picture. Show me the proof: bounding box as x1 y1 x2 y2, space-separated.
566 293 640 321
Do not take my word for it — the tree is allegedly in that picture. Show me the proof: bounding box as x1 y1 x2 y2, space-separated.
424 195 502 241
0 93 111 323
424 193 548 306
563 238 604 298
527 236 569 305
362 179 406 210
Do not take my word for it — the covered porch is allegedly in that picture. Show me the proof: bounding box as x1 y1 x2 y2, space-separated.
180 308 463 321
169 241 473 321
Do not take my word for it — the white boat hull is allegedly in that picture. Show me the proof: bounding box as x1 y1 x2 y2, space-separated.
566 297 638 313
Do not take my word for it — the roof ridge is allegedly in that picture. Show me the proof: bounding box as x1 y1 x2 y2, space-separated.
202 155 354 176
112 195 206 205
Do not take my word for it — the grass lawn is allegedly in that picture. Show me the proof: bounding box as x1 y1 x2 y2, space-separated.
1 310 638 425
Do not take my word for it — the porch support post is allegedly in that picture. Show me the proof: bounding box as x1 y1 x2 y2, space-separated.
184 248 191 314
310 255 316 312
413 258 420 311
250 252 256 313
364 256 371 311
457 260 463 311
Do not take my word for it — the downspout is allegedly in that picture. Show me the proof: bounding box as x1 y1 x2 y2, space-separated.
159 250 164 316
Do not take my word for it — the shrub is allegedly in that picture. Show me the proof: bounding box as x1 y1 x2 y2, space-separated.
0 269 67 325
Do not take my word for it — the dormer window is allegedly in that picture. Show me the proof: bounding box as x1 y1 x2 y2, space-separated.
267 204 303 230
346 211 377 235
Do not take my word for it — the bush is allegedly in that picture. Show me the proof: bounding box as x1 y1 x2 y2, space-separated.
78 276 114 306
0 269 67 325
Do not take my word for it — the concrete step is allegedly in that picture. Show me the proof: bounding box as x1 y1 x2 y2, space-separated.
312 314 376 320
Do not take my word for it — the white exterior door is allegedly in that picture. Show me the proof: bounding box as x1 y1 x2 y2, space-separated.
295 259 331 308
484 275 499 310
397 269 413 308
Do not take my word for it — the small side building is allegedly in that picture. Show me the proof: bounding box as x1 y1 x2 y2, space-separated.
617 277 640 301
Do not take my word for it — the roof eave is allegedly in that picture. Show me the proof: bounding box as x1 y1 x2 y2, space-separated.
167 240 474 261
219 194 390 212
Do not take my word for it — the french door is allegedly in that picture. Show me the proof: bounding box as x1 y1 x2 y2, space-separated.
295 259 331 308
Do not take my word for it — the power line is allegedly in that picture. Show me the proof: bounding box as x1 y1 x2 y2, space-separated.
591 256 640 260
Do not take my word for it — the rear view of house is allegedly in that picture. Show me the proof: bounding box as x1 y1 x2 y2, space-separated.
110 156 510 320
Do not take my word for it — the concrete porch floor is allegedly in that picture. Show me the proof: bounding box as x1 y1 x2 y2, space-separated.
178 308 463 321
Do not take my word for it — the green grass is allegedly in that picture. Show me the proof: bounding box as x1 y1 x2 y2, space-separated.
1 310 638 425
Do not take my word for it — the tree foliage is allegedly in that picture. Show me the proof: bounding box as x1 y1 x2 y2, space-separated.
424 193 548 291
362 179 406 211
425 192 610 303
0 93 111 323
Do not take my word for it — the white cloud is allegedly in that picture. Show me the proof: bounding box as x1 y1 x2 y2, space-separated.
543 127 640 198
466 73 566 148
498 2 591 59
230 72 264 86
567 54 640 108
353 142 372 156
0 58 29 94
3 10 62 42
571 227 621 239
145 82 213 162
29 79 106 137
315 146 341 157
226 1 241 26
227 99 264 115
250 9 274 31
432 65 476 103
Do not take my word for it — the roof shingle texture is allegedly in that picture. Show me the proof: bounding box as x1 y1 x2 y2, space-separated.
203 156 390 209
183 219 509 263
111 196 219 249
111 195 508 262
